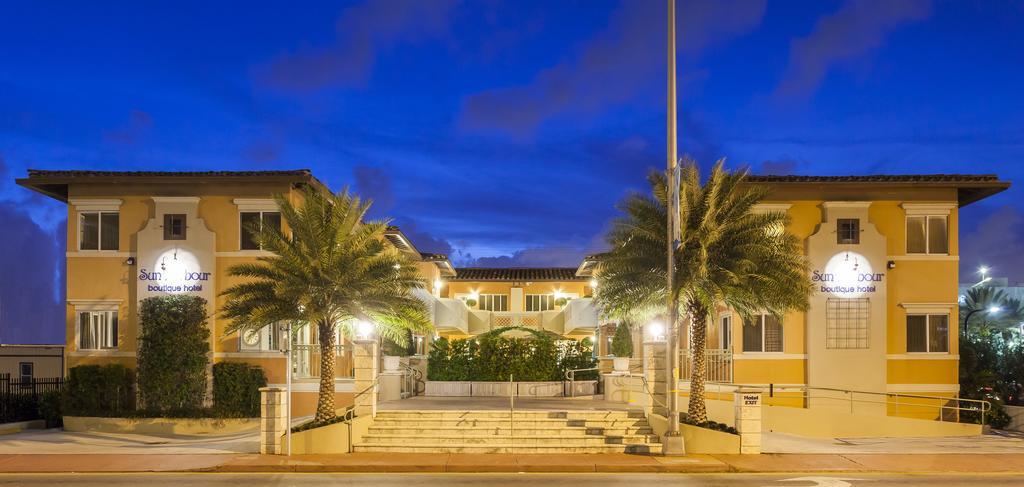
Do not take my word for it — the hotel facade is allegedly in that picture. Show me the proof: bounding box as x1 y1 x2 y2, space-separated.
16 169 1009 418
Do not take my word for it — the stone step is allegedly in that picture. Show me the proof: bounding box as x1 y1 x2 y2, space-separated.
374 410 644 420
352 443 663 454
360 434 660 445
366 426 655 436
369 418 650 428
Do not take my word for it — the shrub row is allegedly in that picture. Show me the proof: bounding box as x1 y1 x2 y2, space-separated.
427 326 596 382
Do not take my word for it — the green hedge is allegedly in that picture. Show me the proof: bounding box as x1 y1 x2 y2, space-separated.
62 364 135 417
427 327 596 382
212 362 267 418
137 295 211 414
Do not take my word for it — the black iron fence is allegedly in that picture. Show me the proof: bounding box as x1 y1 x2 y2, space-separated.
0 373 64 424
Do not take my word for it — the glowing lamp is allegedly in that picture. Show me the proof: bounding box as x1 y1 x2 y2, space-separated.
356 320 375 339
648 321 665 341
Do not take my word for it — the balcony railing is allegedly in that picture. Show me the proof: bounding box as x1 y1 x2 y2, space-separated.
489 311 543 330
292 344 349 379
679 348 733 383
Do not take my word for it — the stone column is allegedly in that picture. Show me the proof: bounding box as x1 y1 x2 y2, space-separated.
352 339 380 418
259 387 287 455
735 388 763 454
642 340 668 417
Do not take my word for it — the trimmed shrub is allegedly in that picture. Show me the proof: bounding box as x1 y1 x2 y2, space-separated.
611 322 633 358
137 295 210 413
679 413 739 435
62 364 135 417
559 338 598 380
212 362 267 418
39 390 63 428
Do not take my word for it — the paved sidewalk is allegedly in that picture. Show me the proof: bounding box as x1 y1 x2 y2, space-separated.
3 452 1024 474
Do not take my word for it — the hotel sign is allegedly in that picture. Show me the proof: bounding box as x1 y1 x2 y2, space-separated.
139 248 210 294
811 251 884 298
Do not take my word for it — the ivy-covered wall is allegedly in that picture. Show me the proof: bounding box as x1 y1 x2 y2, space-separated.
137 295 211 413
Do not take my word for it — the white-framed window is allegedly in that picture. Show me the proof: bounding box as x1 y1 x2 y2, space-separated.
826 298 870 349
742 314 783 353
719 315 732 350
19 362 33 383
525 294 554 312
837 218 860 245
79 212 119 251
239 324 279 351
907 314 949 353
479 294 508 311
78 311 118 350
239 211 282 250
906 215 948 254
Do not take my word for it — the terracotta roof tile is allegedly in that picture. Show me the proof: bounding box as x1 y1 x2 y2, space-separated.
746 174 1001 183
25 169 312 178
452 267 585 282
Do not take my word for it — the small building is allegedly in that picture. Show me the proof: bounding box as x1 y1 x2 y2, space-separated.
0 344 64 381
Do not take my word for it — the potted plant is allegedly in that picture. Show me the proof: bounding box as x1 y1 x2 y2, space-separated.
554 297 569 307
465 298 478 308
610 323 633 374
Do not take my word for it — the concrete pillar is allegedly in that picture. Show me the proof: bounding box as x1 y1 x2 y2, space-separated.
353 339 379 418
735 388 763 454
259 387 287 455
643 340 668 418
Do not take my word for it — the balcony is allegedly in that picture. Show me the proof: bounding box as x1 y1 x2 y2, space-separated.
292 344 351 379
679 348 733 383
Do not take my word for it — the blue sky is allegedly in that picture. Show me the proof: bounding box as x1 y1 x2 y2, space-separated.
1 0 1022 343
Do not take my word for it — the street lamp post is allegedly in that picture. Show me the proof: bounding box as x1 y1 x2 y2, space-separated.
962 306 1001 337
279 323 292 456
662 0 684 455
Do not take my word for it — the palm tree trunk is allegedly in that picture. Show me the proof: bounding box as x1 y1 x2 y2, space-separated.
315 321 337 423
686 301 709 423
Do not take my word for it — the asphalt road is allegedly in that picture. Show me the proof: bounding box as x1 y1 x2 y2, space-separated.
0 473 1020 486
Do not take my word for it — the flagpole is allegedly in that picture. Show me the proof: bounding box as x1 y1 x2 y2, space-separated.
663 0 684 455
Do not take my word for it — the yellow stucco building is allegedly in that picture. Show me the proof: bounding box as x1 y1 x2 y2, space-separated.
16 169 1010 419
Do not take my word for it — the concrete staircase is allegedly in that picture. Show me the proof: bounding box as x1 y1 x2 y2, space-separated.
353 410 662 454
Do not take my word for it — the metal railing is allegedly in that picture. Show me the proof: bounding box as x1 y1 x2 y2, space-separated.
292 344 346 379
400 362 424 398
564 367 600 397
679 348 733 383
701 382 992 424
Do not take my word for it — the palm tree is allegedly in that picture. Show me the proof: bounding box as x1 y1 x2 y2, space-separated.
220 186 432 423
596 159 811 422
960 286 1024 337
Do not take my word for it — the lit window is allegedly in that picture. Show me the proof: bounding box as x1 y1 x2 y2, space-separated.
163 214 187 240
240 211 281 250
720 315 732 350
79 311 118 350
826 298 869 349
239 324 280 352
525 294 554 312
479 294 509 311
906 215 948 254
837 219 860 245
79 212 119 251
742 314 783 352
907 314 949 353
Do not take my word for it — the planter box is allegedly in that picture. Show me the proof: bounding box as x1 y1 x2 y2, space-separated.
516 382 562 397
564 380 598 396
63 416 259 436
471 382 513 397
424 381 578 397
679 422 741 454
424 381 472 396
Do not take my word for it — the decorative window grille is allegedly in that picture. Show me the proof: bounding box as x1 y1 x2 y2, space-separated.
826 298 870 349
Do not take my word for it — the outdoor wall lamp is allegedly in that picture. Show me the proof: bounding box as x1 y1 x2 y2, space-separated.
887 260 896 270
355 320 375 340
125 257 136 266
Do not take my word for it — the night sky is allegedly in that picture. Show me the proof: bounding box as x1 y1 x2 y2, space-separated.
1 1 1022 344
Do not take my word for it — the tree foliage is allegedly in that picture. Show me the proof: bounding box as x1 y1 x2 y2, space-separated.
610 322 633 358
137 295 210 413
220 185 433 423
595 159 811 422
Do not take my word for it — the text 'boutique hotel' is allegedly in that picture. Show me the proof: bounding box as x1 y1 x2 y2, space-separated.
16 169 1010 417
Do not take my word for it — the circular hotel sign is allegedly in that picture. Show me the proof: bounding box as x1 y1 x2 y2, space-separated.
138 248 211 294
811 251 884 298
